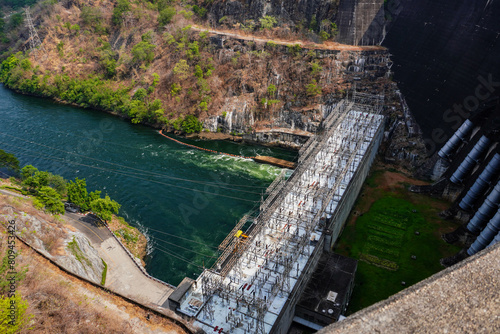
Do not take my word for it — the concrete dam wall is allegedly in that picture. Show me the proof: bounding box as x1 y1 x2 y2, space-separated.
383 0 500 149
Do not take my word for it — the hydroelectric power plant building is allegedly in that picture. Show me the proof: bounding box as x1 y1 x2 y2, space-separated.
167 95 385 333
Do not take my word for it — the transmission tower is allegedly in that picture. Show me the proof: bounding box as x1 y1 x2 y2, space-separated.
25 7 45 59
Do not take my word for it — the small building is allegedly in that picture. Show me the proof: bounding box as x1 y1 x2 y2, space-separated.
294 253 358 331
166 277 194 313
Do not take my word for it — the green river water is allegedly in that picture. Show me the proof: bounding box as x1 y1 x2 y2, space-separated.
0 85 298 285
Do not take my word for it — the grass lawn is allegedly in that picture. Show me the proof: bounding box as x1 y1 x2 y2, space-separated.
334 165 462 314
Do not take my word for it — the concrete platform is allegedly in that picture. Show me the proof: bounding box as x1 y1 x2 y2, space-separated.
254 156 297 169
318 243 500 334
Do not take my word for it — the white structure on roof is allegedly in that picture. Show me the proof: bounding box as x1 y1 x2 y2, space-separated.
174 95 385 333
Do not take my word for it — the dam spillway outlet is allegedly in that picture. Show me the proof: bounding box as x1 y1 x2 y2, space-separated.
172 98 385 333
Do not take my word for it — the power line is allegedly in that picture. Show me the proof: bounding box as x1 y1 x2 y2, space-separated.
152 236 218 259
0 132 269 191
154 244 205 270
38 124 299 159
0 142 261 203
147 227 219 250
25 7 46 59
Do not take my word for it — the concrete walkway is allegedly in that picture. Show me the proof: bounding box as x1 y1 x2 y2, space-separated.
64 212 174 306
0 188 174 307
99 237 173 306
0 188 28 198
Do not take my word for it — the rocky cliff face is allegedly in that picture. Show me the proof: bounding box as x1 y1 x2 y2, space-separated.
3 0 407 152
201 40 392 147
208 0 386 45
208 0 340 29
1 205 105 284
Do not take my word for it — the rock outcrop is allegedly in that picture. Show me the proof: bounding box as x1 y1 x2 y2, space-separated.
0 206 104 284
208 0 386 45
208 0 340 29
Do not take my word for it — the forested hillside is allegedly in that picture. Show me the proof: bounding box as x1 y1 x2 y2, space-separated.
0 0 390 139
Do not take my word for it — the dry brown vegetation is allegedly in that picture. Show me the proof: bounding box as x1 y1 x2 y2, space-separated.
0 183 186 334
13 0 385 132
108 215 148 263
0 234 185 333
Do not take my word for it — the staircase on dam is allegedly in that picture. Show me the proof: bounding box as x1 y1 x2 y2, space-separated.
168 94 385 333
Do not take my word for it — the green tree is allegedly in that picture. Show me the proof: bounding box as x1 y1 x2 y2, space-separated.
97 41 118 78
133 88 148 101
288 44 302 57
70 24 80 35
192 5 207 18
89 190 102 203
319 30 330 42
0 295 31 333
259 16 277 30
37 186 64 214
80 6 103 26
21 169 41 192
310 15 318 31
131 34 156 65
20 165 38 181
170 82 182 96
20 166 66 196
67 177 89 211
187 41 200 60
22 171 51 194
9 13 23 29
331 22 338 37
157 0 174 12
311 61 323 76
306 79 322 97
0 149 19 173
173 59 190 80
47 174 67 196
0 54 20 82
152 73 160 87
181 115 203 134
194 64 203 78
112 0 131 26
57 41 64 57
158 6 176 26
267 84 277 97
90 195 121 223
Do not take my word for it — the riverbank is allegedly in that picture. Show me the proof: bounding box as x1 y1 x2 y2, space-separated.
0 83 288 285
0 228 186 333
0 178 186 329
0 196 186 333
0 176 149 263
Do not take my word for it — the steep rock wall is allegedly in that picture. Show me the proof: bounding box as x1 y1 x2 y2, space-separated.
383 0 500 149
0 206 105 284
208 0 386 45
201 42 392 147
337 0 386 45
208 0 340 28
